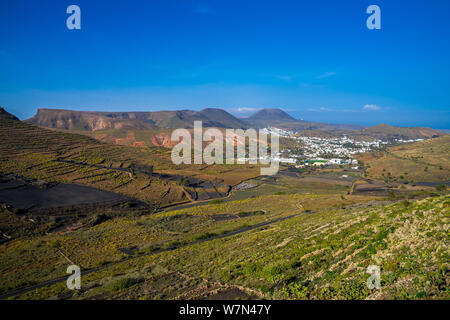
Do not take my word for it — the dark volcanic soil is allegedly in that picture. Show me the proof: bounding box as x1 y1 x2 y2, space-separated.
0 174 131 212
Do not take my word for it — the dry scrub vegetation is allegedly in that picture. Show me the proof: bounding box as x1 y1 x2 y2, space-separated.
3 194 448 300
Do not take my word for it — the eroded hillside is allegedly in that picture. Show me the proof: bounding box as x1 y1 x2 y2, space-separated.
357 135 450 182
0 108 259 207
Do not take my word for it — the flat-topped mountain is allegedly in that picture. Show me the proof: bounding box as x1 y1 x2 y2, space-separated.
198 108 248 129
24 107 445 141
27 108 247 131
27 107 364 132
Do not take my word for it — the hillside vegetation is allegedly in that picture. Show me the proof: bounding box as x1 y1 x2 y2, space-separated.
358 135 450 182
0 108 258 206
0 107 448 301
4 194 448 300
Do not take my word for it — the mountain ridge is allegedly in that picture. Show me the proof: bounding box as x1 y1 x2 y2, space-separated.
0 107 19 121
22 107 446 140
27 108 247 131
247 108 297 122
26 107 363 131
361 123 444 140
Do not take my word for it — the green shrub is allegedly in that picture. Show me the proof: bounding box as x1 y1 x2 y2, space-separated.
338 280 371 300
51 240 61 248
124 201 133 208
237 210 264 217
318 287 338 299
262 262 288 283
178 177 189 186
194 232 217 240
282 282 309 299
109 277 142 291
244 262 263 276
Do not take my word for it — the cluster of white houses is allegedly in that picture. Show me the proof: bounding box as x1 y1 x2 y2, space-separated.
262 127 386 167
259 127 426 168
294 135 386 158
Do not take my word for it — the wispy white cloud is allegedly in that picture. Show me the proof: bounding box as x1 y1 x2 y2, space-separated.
306 107 334 112
316 72 336 79
306 107 359 113
234 107 261 114
362 104 381 111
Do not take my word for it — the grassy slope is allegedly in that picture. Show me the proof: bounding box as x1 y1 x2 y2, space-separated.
0 113 260 206
6 194 448 300
0 112 188 205
357 135 450 182
1 109 448 300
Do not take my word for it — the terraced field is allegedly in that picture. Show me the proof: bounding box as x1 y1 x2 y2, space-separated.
2 194 447 300
0 109 259 208
1 108 448 300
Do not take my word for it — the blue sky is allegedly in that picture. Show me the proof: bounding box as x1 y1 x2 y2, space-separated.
1 0 449 128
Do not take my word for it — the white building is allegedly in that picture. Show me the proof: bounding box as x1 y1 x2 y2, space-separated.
328 158 343 165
